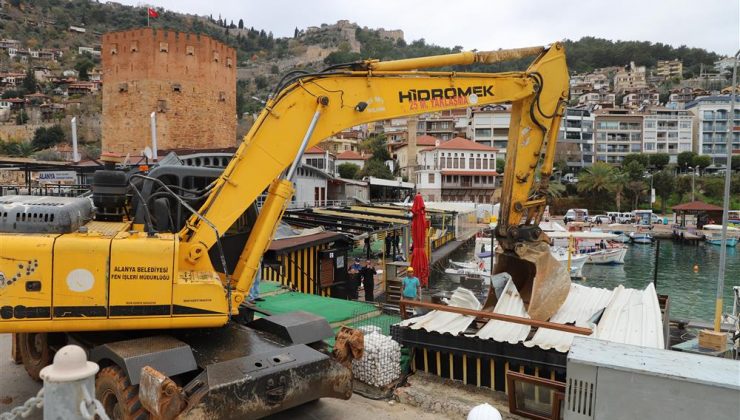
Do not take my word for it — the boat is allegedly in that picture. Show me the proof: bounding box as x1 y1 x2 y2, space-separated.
583 247 627 264
705 234 738 247
550 247 589 277
630 232 654 244
445 260 490 284
609 230 631 243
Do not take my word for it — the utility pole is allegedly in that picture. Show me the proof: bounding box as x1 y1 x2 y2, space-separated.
714 49 739 332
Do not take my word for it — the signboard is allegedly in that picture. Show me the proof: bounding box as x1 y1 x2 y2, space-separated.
36 171 77 184
650 188 656 204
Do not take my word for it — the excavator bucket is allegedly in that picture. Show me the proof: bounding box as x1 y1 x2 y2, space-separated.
485 241 570 321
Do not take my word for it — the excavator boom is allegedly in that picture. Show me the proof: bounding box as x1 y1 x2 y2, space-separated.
0 43 569 334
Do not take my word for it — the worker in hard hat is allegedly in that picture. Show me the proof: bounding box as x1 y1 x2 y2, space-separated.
402 266 421 301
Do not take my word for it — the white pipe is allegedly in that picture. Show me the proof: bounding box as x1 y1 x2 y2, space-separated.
150 111 158 162
70 117 79 162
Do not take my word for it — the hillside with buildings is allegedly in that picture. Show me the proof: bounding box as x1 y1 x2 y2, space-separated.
0 0 737 212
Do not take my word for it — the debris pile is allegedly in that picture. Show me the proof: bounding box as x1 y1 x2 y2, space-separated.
352 326 401 387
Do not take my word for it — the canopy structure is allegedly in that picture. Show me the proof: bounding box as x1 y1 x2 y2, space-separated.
671 200 723 227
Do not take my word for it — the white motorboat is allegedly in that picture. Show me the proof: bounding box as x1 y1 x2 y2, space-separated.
550 247 589 277
445 260 490 284
583 247 627 264
630 232 654 244
610 230 631 243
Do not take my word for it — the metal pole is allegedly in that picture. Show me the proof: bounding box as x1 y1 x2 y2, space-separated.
71 117 80 162
150 111 158 162
691 167 695 201
285 98 326 181
653 239 660 287
714 49 739 332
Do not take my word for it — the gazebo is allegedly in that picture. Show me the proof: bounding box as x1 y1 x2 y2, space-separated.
671 200 724 227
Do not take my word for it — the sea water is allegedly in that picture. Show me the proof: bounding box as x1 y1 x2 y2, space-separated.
431 240 740 322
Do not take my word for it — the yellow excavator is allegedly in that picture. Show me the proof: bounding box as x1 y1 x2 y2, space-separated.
0 43 569 419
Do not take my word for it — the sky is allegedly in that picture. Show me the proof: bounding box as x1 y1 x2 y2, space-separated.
117 0 739 56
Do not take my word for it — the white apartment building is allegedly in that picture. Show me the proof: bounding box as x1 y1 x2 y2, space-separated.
415 137 498 203
558 107 595 167
468 104 511 152
642 108 693 162
686 95 740 166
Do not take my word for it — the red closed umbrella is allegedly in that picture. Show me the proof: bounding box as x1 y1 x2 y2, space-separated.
410 193 429 287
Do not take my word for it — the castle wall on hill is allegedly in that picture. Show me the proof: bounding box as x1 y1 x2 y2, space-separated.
101 28 236 154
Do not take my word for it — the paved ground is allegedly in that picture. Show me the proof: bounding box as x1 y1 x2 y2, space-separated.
0 334 444 420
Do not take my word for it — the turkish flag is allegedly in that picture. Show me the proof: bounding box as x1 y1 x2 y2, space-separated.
147 8 159 18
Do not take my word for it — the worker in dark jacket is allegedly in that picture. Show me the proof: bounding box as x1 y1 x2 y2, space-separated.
359 260 377 302
347 258 362 300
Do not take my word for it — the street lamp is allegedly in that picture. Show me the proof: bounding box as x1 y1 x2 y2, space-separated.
687 166 697 201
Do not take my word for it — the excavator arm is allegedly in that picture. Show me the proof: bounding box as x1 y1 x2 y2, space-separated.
179 44 570 319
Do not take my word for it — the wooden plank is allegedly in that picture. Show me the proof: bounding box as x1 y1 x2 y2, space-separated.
399 298 593 335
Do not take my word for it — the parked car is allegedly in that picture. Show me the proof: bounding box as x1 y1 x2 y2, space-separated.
593 215 611 224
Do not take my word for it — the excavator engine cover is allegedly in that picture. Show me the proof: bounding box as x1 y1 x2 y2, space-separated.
488 241 570 321
0 195 92 234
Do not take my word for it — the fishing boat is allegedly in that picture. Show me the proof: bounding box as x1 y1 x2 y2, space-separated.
609 230 631 243
550 247 589 277
630 232 654 244
705 233 739 247
583 247 628 264
445 260 490 284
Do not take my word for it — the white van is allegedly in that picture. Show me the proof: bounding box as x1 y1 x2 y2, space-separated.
606 212 632 223
564 208 589 223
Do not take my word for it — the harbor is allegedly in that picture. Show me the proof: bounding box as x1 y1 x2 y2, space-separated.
0 2 739 419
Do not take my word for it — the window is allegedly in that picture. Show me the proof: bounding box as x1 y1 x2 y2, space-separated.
428 173 435 184
159 42 168 53
644 120 655 128
157 99 167 112
645 143 655 151
475 128 492 138
476 158 482 169
186 45 195 56
703 110 714 120
474 176 480 183
110 43 118 55
469 157 474 168
680 121 691 129
130 41 139 52
213 51 220 62
172 83 182 93
483 159 488 170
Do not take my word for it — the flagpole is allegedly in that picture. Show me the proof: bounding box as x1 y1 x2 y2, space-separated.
147 10 150 27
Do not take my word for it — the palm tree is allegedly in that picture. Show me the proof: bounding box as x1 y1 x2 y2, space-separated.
545 181 566 199
608 171 628 212
577 162 615 206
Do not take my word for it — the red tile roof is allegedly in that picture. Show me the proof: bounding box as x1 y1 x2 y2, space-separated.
305 146 326 154
435 137 498 151
336 150 370 160
416 135 439 146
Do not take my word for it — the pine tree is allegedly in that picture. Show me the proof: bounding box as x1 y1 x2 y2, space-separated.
294 27 299 38
238 19 244 29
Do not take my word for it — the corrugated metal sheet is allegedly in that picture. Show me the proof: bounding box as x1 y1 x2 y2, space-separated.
398 288 480 335
476 279 531 343
397 281 664 353
595 282 664 349
523 283 613 352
